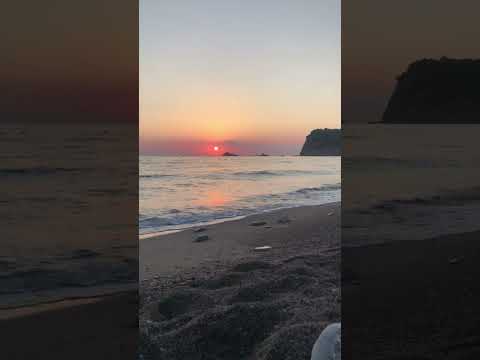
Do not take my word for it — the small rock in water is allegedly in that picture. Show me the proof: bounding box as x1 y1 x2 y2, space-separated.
250 221 267 226
194 235 209 242
193 228 207 233
254 246 272 251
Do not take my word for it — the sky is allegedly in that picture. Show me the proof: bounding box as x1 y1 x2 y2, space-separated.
1 1 138 123
140 0 340 155
342 0 480 123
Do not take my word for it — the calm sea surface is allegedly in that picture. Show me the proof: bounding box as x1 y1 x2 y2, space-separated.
344 124 480 208
343 124 480 245
140 156 341 235
0 124 137 304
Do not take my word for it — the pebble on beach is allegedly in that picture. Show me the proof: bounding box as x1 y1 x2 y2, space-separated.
194 235 209 242
250 221 267 226
277 216 291 224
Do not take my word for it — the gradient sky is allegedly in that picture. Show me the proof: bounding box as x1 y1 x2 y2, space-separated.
342 0 480 123
140 0 340 155
1 1 138 123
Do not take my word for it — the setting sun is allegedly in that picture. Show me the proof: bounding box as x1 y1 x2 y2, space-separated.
213 146 219 152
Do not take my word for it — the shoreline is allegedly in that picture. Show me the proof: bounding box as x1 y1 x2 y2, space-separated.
139 214 248 239
139 200 340 240
344 187 480 247
2 290 138 359
0 282 137 313
141 202 340 281
342 184 480 358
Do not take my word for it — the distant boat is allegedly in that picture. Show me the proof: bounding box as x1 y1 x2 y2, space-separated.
222 152 238 156
257 153 269 156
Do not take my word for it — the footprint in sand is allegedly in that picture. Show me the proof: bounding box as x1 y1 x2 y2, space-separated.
149 289 214 320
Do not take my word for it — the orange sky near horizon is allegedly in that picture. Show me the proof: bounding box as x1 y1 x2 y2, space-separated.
140 0 340 155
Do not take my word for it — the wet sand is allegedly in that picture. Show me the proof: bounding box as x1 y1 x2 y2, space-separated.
140 202 340 360
141 203 340 281
343 230 480 359
2 291 138 360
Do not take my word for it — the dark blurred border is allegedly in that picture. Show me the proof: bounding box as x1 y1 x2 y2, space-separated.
1 1 138 359
343 1 480 358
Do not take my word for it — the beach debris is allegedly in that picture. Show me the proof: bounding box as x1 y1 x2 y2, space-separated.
254 246 272 251
194 235 209 242
277 216 291 224
150 289 215 320
250 221 267 226
193 227 207 233
448 257 463 264
327 212 335 216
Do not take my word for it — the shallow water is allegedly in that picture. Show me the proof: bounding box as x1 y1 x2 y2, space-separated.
0 124 137 302
140 156 340 235
343 124 480 245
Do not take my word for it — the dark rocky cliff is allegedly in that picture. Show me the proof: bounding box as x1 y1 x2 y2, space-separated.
382 58 480 123
300 128 341 156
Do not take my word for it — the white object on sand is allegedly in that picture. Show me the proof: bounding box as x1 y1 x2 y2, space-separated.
311 322 341 360
253 246 272 251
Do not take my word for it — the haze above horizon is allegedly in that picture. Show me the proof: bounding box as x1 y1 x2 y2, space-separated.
140 0 340 155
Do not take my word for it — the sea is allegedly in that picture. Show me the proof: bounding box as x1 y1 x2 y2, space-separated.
343 124 480 207
140 156 341 237
343 124 480 245
0 124 138 307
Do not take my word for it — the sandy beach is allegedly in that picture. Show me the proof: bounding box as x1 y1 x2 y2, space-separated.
140 202 340 360
343 230 480 359
2 290 138 360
